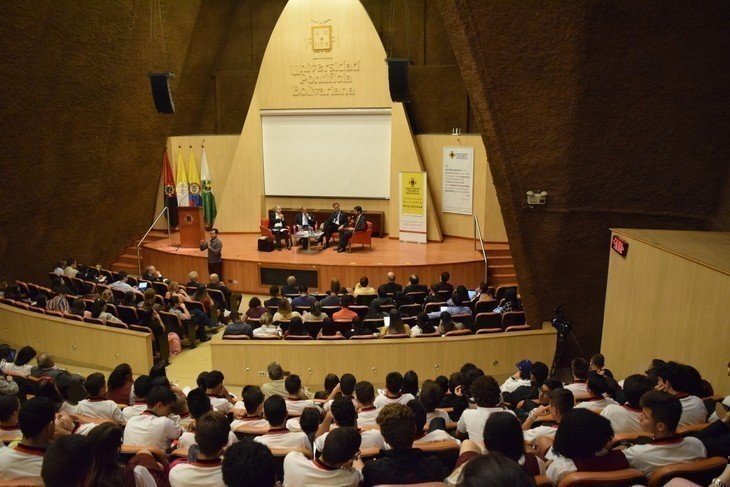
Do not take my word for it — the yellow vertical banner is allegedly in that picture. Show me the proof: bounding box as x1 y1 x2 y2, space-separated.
399 171 427 243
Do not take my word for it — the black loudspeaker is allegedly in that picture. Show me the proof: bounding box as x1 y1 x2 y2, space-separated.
386 58 410 103
149 72 175 114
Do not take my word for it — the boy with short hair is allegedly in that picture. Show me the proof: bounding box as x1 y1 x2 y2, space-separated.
564 358 590 397
314 396 385 454
123 386 183 451
284 375 317 416
374 372 415 409
66 372 124 423
169 411 230 486
222 441 278 487
41 434 94 487
283 427 363 487
0 395 22 439
355 381 379 426
123 375 154 421
656 361 707 427
254 395 311 454
522 388 574 447
204 370 235 414
231 386 269 430
323 373 357 412
456 375 515 445
0 397 55 480
601 374 654 433
406 399 458 446
178 388 237 451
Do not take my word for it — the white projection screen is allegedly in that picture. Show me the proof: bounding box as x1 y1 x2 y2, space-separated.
261 109 391 198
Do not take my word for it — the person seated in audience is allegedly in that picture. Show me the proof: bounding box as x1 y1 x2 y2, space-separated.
314 373 339 400
0 397 55 480
323 373 357 411
459 452 537 487
291 284 317 309
564 357 590 397
500 359 533 394
46 285 70 312
601 373 655 434
168 295 210 344
32 293 48 308
522 388 574 452
41 434 93 487
375 372 416 409
261 362 310 399
285 317 309 337
410 311 437 337
0 395 22 439
64 258 79 278
438 372 469 419
622 390 707 476
68 297 89 317
142 265 164 282
371 286 396 310
89 298 125 325
281 275 298 296
319 279 343 306
573 371 619 412
243 296 266 320
53 259 67 276
87 422 168 486
123 385 183 451
403 274 428 297
284 375 317 415
419 380 451 425
656 361 708 427
314 396 386 454
406 399 456 446
30 353 84 399
435 291 473 319
64 372 124 422
105 362 134 405
254 395 311 453
207 273 232 306
380 271 403 295
590 353 614 378
252 312 280 339
166 281 190 302
687 399 730 458
273 299 302 324
546 408 629 484
122 375 153 420
363 403 447 485
448 285 471 305
364 301 387 321
456 375 515 445
3 283 28 302
402 370 419 397
436 311 463 335
185 271 200 288
284 427 363 487
379 309 411 337
120 290 137 307
223 440 277 487
516 377 565 420
494 286 521 314
353 276 376 297
169 411 229 486
192 284 215 315
333 294 358 321
473 281 493 302
303 301 327 324
200 371 236 414
503 361 550 413
355 381 379 426
109 271 136 293
223 314 253 337
231 386 270 430
435 271 454 294
138 288 157 310
287 406 321 437
263 284 282 308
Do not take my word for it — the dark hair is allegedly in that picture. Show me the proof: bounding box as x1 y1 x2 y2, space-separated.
222 441 277 487
18 397 55 438
455 285 469 303
243 386 264 415
388 309 405 334
298 284 308 294
385 371 404 395
659 362 704 397
409 275 419 285
460 452 536 487
211 228 219 234
531 362 549 383
299 407 321 435
322 427 361 466
269 285 279 297
340 373 356 396
377 403 415 449
87 422 125 486
195 411 231 456
248 296 262 308
323 373 339 394
90 298 107 318
355 381 375 405
187 387 213 419
590 353 605 368
571 358 590 380
122 291 136 306
133 375 153 399
553 409 615 459
204 370 225 390
42 434 93 487
640 390 682 432
419 380 442 413
543 378 564 392
331 396 357 427
471 375 501 407
440 311 456 333
624 374 657 409
416 311 435 334
329 278 341 294
288 316 305 336
341 294 353 307
435 375 449 396
263 395 287 426
14 346 37 366
0 395 20 422
70 298 86 316
34 294 48 308
197 371 210 389
483 412 524 461
36 379 63 406
146 385 177 406
549 389 575 415
402 370 419 396
405 398 427 432
359 276 369 287
354 205 362 212
84 372 106 397
440 271 450 283
502 287 520 310
107 363 132 391
149 361 168 379
448 372 463 394
586 371 610 397
285 374 302 395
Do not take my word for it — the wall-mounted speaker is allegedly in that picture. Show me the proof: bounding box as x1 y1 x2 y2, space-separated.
149 72 175 114
386 58 410 103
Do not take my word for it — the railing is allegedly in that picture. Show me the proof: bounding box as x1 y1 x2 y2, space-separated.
136 207 170 277
473 215 488 283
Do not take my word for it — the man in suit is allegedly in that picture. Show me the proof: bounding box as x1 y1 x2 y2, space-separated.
337 206 367 253
320 202 346 249
294 207 316 249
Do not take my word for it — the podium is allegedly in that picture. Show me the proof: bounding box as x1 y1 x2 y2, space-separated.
178 207 204 248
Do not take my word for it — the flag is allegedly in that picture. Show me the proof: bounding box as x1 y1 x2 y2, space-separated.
162 147 179 228
175 146 189 207
187 146 203 207
200 146 217 227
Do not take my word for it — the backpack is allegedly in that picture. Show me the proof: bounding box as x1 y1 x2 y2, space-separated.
168 332 182 355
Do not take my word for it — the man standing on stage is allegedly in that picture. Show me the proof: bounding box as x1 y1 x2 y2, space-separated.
337 206 367 253
320 202 346 249
200 228 223 277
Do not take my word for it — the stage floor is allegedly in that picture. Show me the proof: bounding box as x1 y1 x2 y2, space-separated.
142 233 502 294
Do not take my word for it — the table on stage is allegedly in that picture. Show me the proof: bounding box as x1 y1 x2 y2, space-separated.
294 230 324 253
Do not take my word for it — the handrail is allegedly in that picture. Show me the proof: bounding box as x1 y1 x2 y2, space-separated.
473 215 488 283
136 207 170 277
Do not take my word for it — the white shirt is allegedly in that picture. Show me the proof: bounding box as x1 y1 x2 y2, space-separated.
426 410 451 425
208 395 234 415
0 444 45 480
457 406 516 445
178 431 237 451
122 402 148 421
286 417 303 432
231 416 270 431
500 376 531 394
283 451 362 487
546 454 577 485
169 459 224 487
1 363 33 377
523 424 558 445
254 428 312 454
66 398 125 422
286 398 318 416
564 381 588 397
623 436 706 476
574 396 619 412
357 407 379 427
253 325 280 338
374 393 415 410
600 404 644 434
414 430 460 447
678 395 707 427
123 412 182 452
314 428 385 455
323 396 358 413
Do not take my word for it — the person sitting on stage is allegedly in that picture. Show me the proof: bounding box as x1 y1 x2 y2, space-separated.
319 279 343 306
269 206 291 251
319 202 347 249
263 285 281 308
336 206 367 253
294 206 315 230
281 276 298 296
291 285 317 309
353 276 376 298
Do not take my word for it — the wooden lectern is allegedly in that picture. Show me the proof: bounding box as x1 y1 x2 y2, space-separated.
178 207 204 248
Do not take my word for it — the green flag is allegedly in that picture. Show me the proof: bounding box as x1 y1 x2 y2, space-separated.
200 146 217 226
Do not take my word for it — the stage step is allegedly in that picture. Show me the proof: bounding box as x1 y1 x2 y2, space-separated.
117 253 139 265
110 262 138 273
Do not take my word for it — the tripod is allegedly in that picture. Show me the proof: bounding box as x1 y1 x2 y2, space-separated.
550 325 585 378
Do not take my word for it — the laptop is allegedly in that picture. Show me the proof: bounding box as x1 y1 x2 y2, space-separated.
468 290 477 300
138 282 148 291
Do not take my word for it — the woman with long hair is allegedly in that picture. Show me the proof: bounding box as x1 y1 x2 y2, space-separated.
192 284 214 313
438 311 458 335
380 309 410 337
106 363 134 405
304 301 325 322
165 281 190 302
410 311 436 337
273 299 301 323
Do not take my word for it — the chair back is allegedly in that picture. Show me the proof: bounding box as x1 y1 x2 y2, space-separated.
356 294 377 306
444 329 472 337
505 324 530 332
207 288 227 310
436 290 452 301
558 468 647 487
451 313 473 328
418 439 460 470
475 312 502 330
84 317 105 325
647 457 727 487
349 305 369 318
117 305 139 325
106 322 129 330
29 306 46 314
152 281 169 296
318 333 345 340
424 301 447 313
502 311 526 327
382 333 410 339
321 306 341 317
476 328 502 334
222 334 251 340
333 319 353 334
45 309 64 318
350 334 377 340
284 334 313 340
406 291 427 304
414 332 440 338
475 299 499 314
398 303 422 317
495 285 518 301
362 318 384 332
14 301 30 311
63 313 84 322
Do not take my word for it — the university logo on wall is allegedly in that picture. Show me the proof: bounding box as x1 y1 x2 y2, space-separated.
311 22 333 53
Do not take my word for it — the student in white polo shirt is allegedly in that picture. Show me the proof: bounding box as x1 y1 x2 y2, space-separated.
323 373 358 412
284 374 318 416
574 372 619 412
522 388 574 448
419 381 451 426
622 390 707 476
66 372 125 423
123 375 154 421
201 370 236 415
656 361 708 427
231 386 270 431
500 360 533 394
601 374 655 434
314 396 386 455
40 434 94 487
0 395 22 440
254 395 311 454
123 385 183 452
179 388 237 451
0 397 55 480
355 381 379 427
456 375 516 446
222 440 278 487
563 358 590 398
169 411 229 487
284 427 363 487
407 399 459 447
374 371 415 409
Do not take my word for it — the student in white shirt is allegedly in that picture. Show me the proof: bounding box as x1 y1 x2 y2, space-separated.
0 395 22 440
322 373 358 412
479 412 545 477
656 361 708 427
179 388 237 451
254 395 312 454
284 374 318 416
522 388 574 449
66 372 125 423
284 427 364 487
500 360 533 393
419 380 451 427
170 411 229 487
456 375 515 446
574 372 619 412
622 390 707 476
314 396 386 455
355 381 379 427
601 374 655 434
201 370 236 414
374 371 416 409
0 397 55 480
231 386 270 431
123 386 183 452
407 399 459 447
564 357 590 398
123 375 154 421
222 441 278 487
40 434 94 487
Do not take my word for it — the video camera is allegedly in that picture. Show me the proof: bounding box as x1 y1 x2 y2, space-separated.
551 306 572 335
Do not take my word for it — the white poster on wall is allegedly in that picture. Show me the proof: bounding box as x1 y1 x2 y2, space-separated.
443 146 474 214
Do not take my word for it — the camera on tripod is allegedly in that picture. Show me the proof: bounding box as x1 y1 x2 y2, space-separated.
551 306 572 336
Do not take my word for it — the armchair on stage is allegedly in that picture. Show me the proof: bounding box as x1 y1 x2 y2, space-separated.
260 219 293 248
347 221 373 252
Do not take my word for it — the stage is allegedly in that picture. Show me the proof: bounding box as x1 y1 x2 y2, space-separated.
141 233 503 295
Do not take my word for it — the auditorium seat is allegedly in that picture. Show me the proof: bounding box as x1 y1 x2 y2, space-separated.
111 288 128 303
44 309 64 318
158 311 196 347
318 333 346 341
207 288 227 310
424 302 447 314
246 316 261 328
83 316 104 326
253 335 281 340
534 476 552 487
222 334 250 340
63 313 83 322
284 335 313 341
72 277 95 294
105 303 119 317
117 305 139 325
502 311 526 328
0 298 15 306
350 334 377 340
406 291 427 304
505 324 530 332
444 329 472 337
106 322 129 330
437 290 452 301
304 321 324 338
321 306 341 317
647 457 727 487
349 305 369 318
362 318 385 332
451 314 474 328
356 293 378 307
276 320 291 332
294 306 311 315
380 304 396 313
414 332 441 338
383 333 410 339
15 281 30 297
399 303 422 316
558 469 647 487
419 439 461 470
474 312 502 331
185 300 207 316
13 301 29 311
474 299 499 314
348 221 373 252
333 319 354 334
495 285 518 302
151 281 169 296
29 306 46 314
233 424 268 440
402 315 416 325
476 328 502 334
